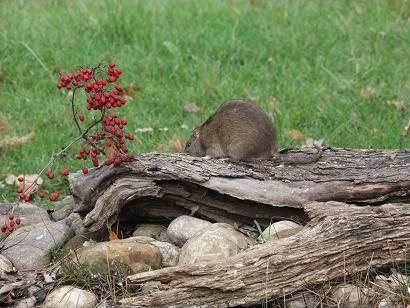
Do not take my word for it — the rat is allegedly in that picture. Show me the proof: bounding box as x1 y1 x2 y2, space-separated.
185 99 322 163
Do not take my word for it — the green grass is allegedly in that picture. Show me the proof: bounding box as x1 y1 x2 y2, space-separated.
1 0 410 202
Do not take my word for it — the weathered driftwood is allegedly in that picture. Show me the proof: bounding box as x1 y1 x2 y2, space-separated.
121 202 410 307
69 147 410 232
68 147 410 306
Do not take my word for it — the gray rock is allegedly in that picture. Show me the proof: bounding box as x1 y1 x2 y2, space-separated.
43 285 98 308
178 223 254 265
132 236 180 267
285 293 318 308
259 220 302 241
167 215 212 246
0 254 13 272
330 284 372 307
132 224 167 239
0 203 50 241
12 296 36 308
63 212 85 235
71 237 161 275
2 221 71 271
374 271 408 291
51 195 75 221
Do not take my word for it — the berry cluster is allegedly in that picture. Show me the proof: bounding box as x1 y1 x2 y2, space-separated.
16 176 29 201
57 68 94 90
57 63 134 168
2 212 21 233
8 64 135 233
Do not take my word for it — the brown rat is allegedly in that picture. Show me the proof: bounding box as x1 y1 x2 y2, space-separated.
185 99 322 163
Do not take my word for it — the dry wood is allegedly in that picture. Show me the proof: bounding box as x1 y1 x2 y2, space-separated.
119 201 410 307
69 148 410 232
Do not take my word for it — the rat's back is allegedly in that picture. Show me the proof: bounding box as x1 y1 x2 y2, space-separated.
201 100 277 160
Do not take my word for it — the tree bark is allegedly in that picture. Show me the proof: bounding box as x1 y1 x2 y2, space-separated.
121 201 410 307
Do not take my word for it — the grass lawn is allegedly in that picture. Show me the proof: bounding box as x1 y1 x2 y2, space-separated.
1 0 410 202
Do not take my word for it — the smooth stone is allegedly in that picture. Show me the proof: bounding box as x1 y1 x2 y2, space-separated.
51 195 75 221
63 212 85 235
0 254 14 272
12 296 36 308
374 271 408 290
0 203 50 241
167 215 212 246
72 237 161 275
330 284 372 307
286 293 317 308
259 220 302 241
178 223 254 265
132 224 167 240
132 236 180 267
43 286 98 308
2 221 71 271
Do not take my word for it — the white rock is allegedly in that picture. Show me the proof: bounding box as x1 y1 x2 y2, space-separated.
286 293 317 308
178 223 254 265
43 286 98 308
12 296 36 308
167 215 212 246
378 298 391 308
258 220 302 241
374 271 407 290
330 284 371 307
0 254 14 272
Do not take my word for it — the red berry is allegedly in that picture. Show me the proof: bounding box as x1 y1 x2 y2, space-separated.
79 114 85 121
8 225 14 232
18 176 24 182
60 168 69 176
16 187 23 194
107 76 117 83
82 167 89 174
1 224 7 233
125 134 134 140
15 218 21 225
8 213 14 220
46 170 54 179
38 192 45 198
115 129 123 137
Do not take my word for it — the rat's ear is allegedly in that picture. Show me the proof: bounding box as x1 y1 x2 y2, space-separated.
194 128 200 138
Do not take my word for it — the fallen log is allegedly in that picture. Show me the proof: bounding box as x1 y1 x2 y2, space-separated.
69 148 410 232
122 201 410 307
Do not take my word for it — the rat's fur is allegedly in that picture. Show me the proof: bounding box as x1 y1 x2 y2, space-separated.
185 100 278 160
